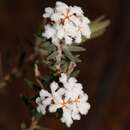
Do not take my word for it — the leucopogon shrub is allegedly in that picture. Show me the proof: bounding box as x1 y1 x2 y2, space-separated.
3 1 109 130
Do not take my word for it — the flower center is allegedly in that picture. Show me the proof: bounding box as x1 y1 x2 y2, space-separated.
60 97 80 108
62 10 73 22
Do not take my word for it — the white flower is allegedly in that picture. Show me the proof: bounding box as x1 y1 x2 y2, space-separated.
52 2 83 23
69 6 83 16
42 25 56 39
61 108 73 127
42 1 91 45
36 73 90 127
49 82 65 112
43 7 54 18
59 73 91 127
36 89 52 115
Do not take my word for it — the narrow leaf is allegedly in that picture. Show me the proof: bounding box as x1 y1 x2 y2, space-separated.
68 45 86 52
61 62 69 73
63 46 76 62
47 51 58 60
42 42 56 52
92 15 105 23
90 29 106 39
75 57 82 63
42 60 51 65
90 19 110 34
70 70 80 77
35 48 49 56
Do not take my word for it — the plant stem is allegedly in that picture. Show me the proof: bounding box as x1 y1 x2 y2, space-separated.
66 62 76 75
36 78 45 89
28 117 39 130
55 44 63 74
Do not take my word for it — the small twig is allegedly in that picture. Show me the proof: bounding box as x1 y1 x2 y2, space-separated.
66 62 77 75
34 64 41 77
28 117 39 130
36 78 45 89
34 64 45 89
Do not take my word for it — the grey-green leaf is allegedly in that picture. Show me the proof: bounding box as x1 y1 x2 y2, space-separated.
63 46 76 62
61 61 69 72
90 19 110 34
92 15 105 23
42 42 56 52
35 48 49 56
70 70 80 77
42 59 50 65
47 51 58 60
68 45 86 52
90 29 106 39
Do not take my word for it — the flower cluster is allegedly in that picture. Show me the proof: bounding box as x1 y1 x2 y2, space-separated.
36 73 90 127
42 1 91 45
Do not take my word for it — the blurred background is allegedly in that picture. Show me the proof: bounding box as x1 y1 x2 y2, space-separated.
0 0 130 130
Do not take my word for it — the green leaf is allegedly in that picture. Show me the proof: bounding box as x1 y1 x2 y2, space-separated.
68 45 86 52
49 65 56 71
75 57 82 63
90 19 110 34
42 59 51 65
63 46 76 62
34 35 45 45
90 16 110 39
61 61 69 72
47 51 58 60
90 29 106 39
92 15 105 23
35 48 49 56
70 70 80 77
42 42 56 52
